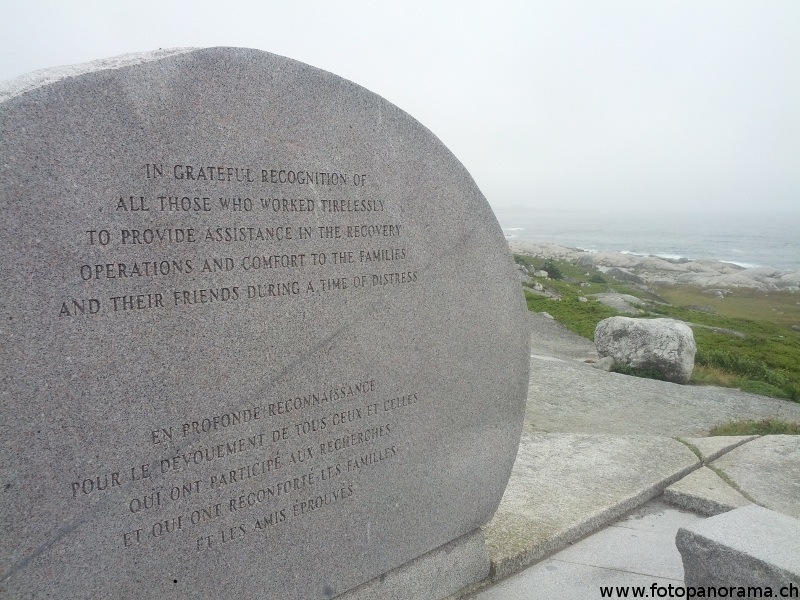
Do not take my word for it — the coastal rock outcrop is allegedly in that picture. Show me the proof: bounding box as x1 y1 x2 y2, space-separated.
507 240 800 291
595 317 696 384
605 267 646 285
591 293 645 314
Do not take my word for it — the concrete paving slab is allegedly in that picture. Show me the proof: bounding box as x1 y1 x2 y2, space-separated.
679 435 759 463
711 435 800 519
470 433 699 591
551 521 686 580
664 466 752 516
468 560 680 600
466 502 698 600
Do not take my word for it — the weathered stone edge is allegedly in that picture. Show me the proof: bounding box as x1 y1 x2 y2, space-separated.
0 48 197 102
676 506 800 589
678 528 800 589
663 484 752 517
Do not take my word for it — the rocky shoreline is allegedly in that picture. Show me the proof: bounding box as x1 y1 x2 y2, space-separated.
509 240 800 292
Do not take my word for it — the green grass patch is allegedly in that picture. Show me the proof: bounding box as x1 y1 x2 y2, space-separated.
609 364 667 381
654 285 800 328
690 365 741 388
739 380 792 398
524 291 618 339
709 419 800 436
689 333 800 401
689 365 797 400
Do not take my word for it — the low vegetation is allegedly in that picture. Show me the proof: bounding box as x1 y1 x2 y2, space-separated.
516 254 800 402
657 285 800 329
609 364 667 381
709 419 800 436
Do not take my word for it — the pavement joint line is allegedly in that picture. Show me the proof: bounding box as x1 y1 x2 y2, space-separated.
699 435 762 464
656 440 704 486
668 437 766 509
612 522 668 532
549 558 684 582
674 435 761 465
704 463 762 506
674 438 703 462
718 434 762 456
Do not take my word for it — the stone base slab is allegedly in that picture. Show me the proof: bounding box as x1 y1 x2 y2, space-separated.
337 529 489 600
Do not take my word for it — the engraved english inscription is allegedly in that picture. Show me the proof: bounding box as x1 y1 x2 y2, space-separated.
63 163 414 318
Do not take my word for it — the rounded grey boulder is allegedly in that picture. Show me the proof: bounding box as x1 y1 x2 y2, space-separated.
595 317 696 384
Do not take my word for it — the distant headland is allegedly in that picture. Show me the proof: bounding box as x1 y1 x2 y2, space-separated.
509 240 800 292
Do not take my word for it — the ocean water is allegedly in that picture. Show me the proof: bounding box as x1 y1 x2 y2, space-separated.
495 208 800 273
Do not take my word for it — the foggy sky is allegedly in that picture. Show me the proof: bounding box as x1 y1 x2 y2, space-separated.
1 1 798 218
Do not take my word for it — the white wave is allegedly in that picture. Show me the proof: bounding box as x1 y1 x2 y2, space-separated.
726 261 762 269
620 249 691 262
655 253 690 261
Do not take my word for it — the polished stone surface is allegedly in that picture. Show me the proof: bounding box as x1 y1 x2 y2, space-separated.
0 48 528 599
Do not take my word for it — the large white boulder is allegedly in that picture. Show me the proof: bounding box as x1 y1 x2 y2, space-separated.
595 317 696 384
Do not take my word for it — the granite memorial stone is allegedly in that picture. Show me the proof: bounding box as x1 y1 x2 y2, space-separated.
0 48 529 599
